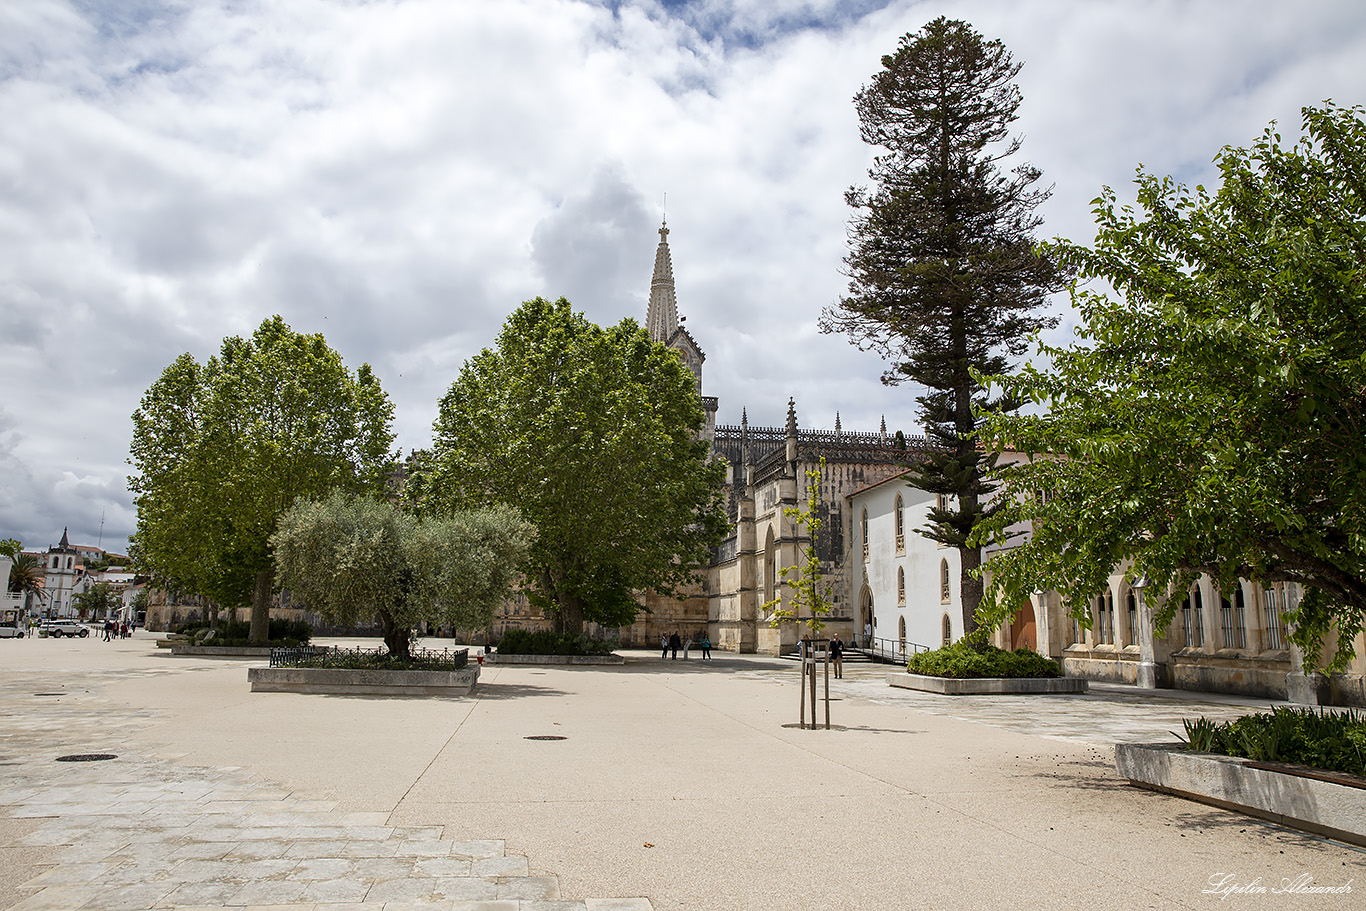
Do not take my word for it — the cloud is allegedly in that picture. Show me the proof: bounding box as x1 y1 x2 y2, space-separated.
3 0 1366 553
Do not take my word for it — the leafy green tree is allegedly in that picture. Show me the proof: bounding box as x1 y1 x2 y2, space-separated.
272 491 533 657
417 297 727 635
6 551 45 613
72 583 119 619
973 103 1366 671
0 538 21 561
822 17 1064 640
129 316 396 644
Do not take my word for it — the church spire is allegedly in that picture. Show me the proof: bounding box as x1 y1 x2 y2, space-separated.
646 220 678 343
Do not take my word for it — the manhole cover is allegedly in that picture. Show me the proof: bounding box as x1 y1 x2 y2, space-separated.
524 735 567 741
56 754 117 762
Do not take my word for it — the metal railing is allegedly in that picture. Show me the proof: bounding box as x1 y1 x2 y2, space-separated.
853 635 932 665
270 645 468 670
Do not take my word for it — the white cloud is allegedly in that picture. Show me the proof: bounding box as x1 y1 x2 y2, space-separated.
3 0 1365 552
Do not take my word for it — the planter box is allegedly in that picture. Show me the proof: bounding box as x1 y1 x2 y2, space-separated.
172 645 276 657
487 653 625 665
887 671 1088 695
1115 742 1366 847
247 665 480 696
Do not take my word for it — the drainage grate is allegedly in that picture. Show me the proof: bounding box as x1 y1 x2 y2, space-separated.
56 754 117 762
34 693 65 697
524 735 567 741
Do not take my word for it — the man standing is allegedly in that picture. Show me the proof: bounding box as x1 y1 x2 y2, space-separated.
669 631 681 660
831 633 844 679
661 634 668 659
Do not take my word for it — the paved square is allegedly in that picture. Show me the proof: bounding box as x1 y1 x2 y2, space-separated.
0 635 1361 910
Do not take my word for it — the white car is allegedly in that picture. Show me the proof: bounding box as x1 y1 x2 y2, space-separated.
0 621 23 638
42 619 89 638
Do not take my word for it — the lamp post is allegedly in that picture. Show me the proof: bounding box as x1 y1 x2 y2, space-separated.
1132 574 1163 689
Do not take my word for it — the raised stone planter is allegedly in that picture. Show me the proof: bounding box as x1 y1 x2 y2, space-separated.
1115 741 1366 847
887 671 1088 695
247 665 480 696
486 653 625 665
172 645 276 657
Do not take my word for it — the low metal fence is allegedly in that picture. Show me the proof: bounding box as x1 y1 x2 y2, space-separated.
854 636 932 665
269 645 469 670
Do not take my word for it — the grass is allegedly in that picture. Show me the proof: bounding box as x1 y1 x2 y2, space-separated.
1175 706 1366 776
905 641 1062 679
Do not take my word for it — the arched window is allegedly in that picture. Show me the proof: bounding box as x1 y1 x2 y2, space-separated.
67 557 72 569
52 556 58 570
1184 587 1204 648
894 494 905 553
1233 587 1248 649
1126 590 1138 646
942 613 952 646
861 508 869 561
1263 585 1285 651
939 560 950 604
897 567 905 605
898 616 907 655
1219 592 1236 648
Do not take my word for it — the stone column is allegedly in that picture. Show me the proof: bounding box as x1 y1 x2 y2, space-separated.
1135 580 1166 689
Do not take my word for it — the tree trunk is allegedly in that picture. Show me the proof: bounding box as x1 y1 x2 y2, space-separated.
248 567 272 645
379 610 411 658
557 593 585 636
960 538 983 644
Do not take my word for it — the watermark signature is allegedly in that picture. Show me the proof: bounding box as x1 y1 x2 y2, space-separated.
1205 874 1354 899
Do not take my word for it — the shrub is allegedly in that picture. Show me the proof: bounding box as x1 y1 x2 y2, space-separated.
496 628 617 656
175 617 312 646
906 641 1061 679
1176 707 1366 776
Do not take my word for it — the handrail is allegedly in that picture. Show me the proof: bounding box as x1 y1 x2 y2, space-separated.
853 635 932 665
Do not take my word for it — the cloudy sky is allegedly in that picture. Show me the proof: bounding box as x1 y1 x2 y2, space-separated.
3 0 1364 555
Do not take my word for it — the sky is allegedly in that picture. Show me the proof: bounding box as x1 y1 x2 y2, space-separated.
3 0 1365 556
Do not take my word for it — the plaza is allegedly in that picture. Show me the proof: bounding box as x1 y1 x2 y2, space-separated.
1 634 1361 911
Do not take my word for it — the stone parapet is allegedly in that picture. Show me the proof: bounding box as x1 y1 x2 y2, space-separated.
887 671 1088 695
1116 741 1366 847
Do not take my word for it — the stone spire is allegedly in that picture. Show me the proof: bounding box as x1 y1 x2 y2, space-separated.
646 220 678 343
834 412 842 437
59 527 70 548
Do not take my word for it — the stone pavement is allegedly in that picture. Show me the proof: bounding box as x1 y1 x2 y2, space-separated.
2 636 1363 911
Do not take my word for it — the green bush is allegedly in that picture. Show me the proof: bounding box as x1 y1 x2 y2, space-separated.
496 628 617 656
905 641 1061 679
175 617 312 646
1177 707 1366 776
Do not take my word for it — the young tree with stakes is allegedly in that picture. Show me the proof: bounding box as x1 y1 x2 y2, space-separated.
822 17 1065 641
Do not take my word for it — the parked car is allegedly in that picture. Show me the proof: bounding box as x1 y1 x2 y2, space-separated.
42 619 89 638
0 621 23 638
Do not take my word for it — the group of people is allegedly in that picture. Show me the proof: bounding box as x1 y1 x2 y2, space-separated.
660 631 712 660
103 619 131 641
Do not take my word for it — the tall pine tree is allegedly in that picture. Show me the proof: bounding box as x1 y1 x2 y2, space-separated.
822 18 1064 640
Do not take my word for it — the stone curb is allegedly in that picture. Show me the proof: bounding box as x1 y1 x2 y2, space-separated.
248 665 480 696
1115 741 1366 847
886 671 1088 695
486 654 626 665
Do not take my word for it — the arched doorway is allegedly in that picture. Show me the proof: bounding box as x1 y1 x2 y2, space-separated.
1010 599 1036 651
763 527 776 612
858 585 873 647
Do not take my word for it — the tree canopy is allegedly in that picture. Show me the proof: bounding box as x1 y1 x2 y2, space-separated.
974 103 1366 671
129 316 395 643
822 17 1063 639
414 297 728 634
272 491 533 657
72 583 119 619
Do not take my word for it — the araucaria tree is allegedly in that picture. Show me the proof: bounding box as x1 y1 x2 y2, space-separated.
129 316 395 643
416 297 728 635
822 18 1064 640
272 492 533 658
974 104 1366 672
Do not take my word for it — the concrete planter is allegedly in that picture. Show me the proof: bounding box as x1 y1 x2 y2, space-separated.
1115 741 1366 847
486 653 625 665
887 671 1088 695
247 665 479 696
172 645 276 657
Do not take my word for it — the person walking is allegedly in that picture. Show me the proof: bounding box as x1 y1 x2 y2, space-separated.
700 634 712 660
661 634 669 659
669 631 680 660
830 633 844 679
864 621 873 649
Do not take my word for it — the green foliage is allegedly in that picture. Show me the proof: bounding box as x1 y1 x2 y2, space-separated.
128 316 396 644
822 18 1064 638
1175 707 1366 777
417 297 728 634
0 538 20 561
763 458 834 636
973 104 1366 671
271 490 532 657
175 617 313 647
71 583 120 617
275 646 467 671
6 552 43 597
906 641 1061 679
494 627 617 656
